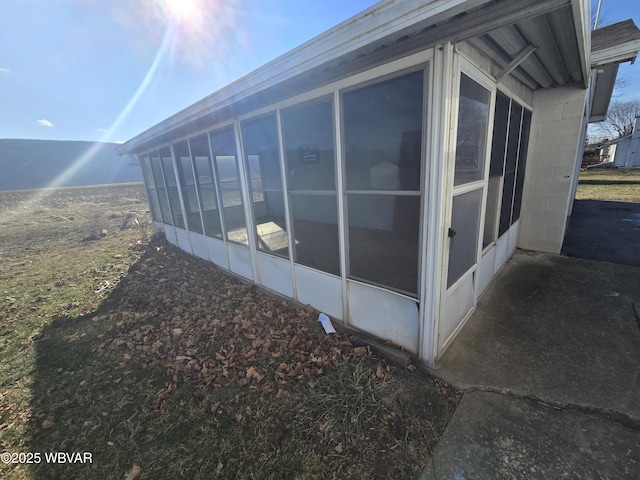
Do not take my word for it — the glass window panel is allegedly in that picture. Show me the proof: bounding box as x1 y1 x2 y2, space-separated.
241 114 288 258
252 189 289 257
290 193 339 275
348 194 420 295
209 127 248 244
454 74 491 185
483 92 511 247
499 102 523 237
241 114 282 190
149 150 172 224
210 127 241 188
512 109 532 223
139 154 162 222
160 146 185 228
489 91 510 178
190 134 222 239
174 140 203 234
343 71 423 191
221 190 248 245
447 189 483 288
482 176 501 249
282 100 336 191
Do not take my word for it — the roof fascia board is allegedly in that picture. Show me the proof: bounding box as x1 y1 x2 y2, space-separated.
588 63 618 122
571 0 590 88
118 0 493 154
591 40 640 66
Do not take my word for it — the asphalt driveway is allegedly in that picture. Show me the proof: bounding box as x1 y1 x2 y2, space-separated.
562 199 640 267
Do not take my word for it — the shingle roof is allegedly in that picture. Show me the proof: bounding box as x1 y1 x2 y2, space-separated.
592 19 640 53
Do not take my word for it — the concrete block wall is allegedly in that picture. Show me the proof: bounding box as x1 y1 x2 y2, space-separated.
518 85 588 253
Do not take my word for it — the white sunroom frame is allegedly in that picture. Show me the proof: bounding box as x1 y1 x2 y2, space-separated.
136 40 539 365
138 48 442 357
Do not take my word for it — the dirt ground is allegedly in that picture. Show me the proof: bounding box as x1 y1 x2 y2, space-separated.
0 184 460 479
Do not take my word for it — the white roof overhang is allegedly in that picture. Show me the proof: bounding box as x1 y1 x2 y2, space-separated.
589 19 640 122
118 0 588 155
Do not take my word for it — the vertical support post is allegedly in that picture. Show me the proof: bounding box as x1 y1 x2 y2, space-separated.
233 119 260 284
333 90 349 325
275 109 297 301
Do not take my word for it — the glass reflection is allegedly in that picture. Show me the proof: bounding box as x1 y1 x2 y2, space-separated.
241 115 289 258
190 134 222 239
149 150 172 225
209 127 248 245
454 74 491 186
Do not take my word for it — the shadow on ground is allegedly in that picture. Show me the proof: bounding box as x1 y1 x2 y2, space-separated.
23 239 460 479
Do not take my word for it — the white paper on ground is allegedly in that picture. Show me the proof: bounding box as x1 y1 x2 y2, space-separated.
318 313 336 334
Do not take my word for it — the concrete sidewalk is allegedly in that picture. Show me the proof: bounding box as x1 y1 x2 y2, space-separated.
422 251 640 479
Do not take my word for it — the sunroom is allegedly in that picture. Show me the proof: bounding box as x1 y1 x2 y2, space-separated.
119 0 622 364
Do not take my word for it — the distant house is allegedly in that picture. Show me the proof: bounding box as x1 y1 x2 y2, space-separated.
118 1 640 365
583 141 614 168
611 116 640 168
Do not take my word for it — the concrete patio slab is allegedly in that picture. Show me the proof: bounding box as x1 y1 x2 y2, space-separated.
431 250 640 421
420 391 640 480
422 250 640 479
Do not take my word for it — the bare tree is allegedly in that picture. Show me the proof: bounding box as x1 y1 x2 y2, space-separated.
591 0 611 29
604 100 640 138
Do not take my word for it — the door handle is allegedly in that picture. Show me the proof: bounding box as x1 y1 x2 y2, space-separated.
448 228 457 239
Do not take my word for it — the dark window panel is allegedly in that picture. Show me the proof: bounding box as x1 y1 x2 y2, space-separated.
290 193 340 275
498 102 523 237
498 170 516 237
282 100 336 191
447 189 483 288
347 194 420 295
343 70 423 191
512 108 532 223
482 176 501 249
489 91 510 177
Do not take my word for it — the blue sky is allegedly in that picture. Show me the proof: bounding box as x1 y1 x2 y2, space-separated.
1 0 638 144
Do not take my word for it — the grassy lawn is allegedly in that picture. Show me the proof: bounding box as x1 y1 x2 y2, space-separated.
0 185 459 479
576 168 640 202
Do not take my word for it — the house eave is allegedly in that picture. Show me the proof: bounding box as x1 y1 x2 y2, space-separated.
118 0 588 156
117 0 496 155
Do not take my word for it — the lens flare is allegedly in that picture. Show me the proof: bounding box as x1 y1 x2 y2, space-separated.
163 0 199 24
23 0 243 210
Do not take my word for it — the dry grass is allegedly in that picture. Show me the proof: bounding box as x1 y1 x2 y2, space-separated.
0 185 460 479
576 168 640 202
